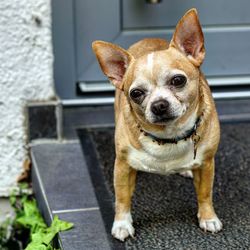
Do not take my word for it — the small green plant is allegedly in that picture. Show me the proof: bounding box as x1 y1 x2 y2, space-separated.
0 183 73 250
0 216 18 250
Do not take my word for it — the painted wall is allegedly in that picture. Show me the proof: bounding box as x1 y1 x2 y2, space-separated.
0 1 55 195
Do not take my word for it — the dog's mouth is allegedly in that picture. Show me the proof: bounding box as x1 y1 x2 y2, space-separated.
151 115 177 125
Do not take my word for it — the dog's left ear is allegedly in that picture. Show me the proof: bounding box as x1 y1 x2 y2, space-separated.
170 8 205 67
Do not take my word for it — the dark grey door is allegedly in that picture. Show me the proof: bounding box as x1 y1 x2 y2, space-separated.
53 0 250 102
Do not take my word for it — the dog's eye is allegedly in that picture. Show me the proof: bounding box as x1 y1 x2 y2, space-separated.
130 89 144 98
130 89 145 104
170 75 187 88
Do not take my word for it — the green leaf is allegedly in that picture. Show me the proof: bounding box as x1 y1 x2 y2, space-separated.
19 182 29 190
16 200 47 233
5 186 73 250
24 215 73 250
51 215 74 231
9 194 16 207
25 241 51 250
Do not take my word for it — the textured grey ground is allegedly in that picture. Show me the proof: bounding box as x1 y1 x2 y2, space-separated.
91 123 250 250
0 198 14 225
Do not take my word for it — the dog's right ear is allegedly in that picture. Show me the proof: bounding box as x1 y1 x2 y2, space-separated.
92 41 133 90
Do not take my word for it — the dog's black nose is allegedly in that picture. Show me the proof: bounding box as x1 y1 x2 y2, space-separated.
151 100 169 116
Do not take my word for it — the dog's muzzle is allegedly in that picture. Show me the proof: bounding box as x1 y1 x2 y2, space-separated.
150 99 176 122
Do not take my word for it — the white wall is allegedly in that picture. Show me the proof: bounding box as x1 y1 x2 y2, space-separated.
0 0 55 196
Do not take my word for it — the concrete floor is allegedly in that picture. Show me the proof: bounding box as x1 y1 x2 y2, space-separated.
0 198 14 225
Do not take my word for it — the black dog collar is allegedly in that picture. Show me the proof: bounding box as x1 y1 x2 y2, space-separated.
138 115 202 159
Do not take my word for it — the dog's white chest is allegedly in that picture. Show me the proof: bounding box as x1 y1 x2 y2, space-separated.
128 135 202 175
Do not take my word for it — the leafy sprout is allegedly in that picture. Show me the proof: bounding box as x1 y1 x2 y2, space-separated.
1 183 74 250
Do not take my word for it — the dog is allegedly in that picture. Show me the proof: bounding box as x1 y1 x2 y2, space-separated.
92 8 222 241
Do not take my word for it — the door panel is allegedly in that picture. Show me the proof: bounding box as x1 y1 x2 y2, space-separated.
122 0 250 29
53 0 250 100
75 0 120 81
79 29 250 82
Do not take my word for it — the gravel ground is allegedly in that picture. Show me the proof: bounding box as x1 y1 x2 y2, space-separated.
90 123 250 250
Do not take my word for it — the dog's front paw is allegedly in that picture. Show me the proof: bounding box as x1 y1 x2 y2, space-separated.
198 216 222 233
179 170 193 178
111 213 135 241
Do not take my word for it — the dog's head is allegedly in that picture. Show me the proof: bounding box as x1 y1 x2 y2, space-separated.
93 9 205 126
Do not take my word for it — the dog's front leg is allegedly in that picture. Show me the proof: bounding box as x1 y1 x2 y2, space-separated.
111 157 137 241
192 158 222 233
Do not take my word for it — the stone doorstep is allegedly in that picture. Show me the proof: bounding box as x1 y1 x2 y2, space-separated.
31 142 112 250
29 99 250 250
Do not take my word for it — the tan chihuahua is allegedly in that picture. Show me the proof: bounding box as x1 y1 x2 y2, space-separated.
92 9 222 241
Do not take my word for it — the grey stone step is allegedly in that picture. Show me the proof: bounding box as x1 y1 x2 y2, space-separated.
31 142 111 250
